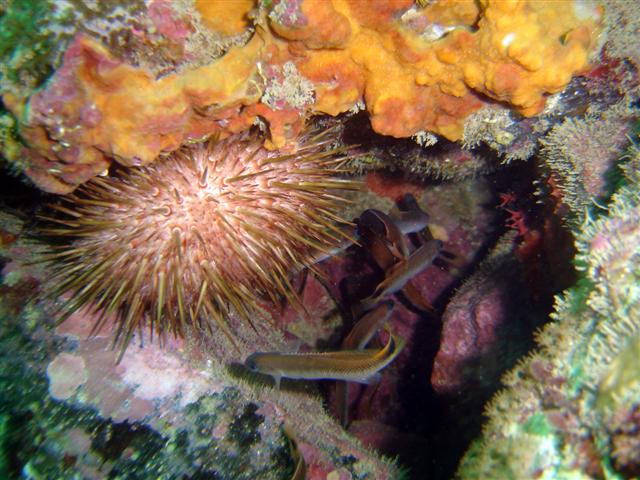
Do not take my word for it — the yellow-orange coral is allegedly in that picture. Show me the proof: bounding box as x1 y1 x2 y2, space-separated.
5 0 603 192
195 0 254 37
6 33 265 193
276 0 602 140
269 0 352 49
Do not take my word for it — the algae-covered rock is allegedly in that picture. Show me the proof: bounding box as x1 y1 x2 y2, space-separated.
457 145 640 479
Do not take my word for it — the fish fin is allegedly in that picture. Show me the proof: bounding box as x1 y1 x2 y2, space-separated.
351 372 381 385
273 375 282 390
386 238 408 261
282 336 306 353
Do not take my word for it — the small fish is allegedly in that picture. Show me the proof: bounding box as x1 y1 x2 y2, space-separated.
363 233 397 271
360 239 442 310
343 300 395 350
359 209 409 260
244 330 405 389
394 192 435 241
337 300 395 426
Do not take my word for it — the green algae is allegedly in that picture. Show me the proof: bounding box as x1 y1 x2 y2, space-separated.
0 0 56 91
522 413 553 437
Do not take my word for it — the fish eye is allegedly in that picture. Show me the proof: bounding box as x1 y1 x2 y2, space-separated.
245 356 258 372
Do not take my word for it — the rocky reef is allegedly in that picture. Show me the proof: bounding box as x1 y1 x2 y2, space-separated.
1 1 639 479
457 139 640 479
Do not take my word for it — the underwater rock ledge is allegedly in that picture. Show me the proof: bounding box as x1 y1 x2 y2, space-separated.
457 144 640 479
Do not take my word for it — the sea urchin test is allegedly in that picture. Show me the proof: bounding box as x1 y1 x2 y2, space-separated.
36 128 360 358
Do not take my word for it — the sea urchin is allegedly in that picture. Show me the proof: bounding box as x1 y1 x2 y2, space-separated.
36 128 360 357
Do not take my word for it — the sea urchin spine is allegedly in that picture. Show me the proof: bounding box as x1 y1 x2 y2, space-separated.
36 128 361 358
